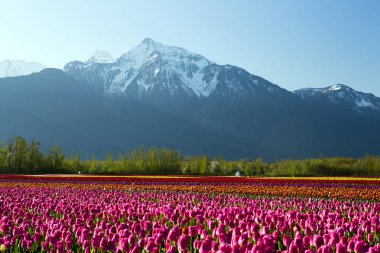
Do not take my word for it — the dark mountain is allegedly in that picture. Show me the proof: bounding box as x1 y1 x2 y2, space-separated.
0 69 252 159
1 39 380 160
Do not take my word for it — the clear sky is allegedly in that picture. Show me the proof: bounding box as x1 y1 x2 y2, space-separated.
1 0 379 95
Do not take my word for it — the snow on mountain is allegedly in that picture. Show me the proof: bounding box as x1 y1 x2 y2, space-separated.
294 84 380 110
0 60 46 78
64 38 285 98
87 51 115 64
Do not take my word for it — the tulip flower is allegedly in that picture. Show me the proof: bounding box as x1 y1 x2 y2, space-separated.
314 235 324 249
289 242 298 253
355 241 365 253
283 235 292 247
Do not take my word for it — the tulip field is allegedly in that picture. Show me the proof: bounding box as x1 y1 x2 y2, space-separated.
0 175 379 253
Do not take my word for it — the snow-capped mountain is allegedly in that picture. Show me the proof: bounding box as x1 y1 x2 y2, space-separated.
64 38 287 98
294 84 380 110
2 40 380 160
0 60 46 78
87 51 115 64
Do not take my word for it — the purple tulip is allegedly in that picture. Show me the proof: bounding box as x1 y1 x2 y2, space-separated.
303 236 311 248
355 241 365 253
167 226 181 242
348 240 356 252
42 241 49 251
368 233 374 243
283 235 292 247
118 238 129 251
314 235 324 249
130 245 140 253
189 226 198 236
289 242 298 253
100 237 108 251
218 244 232 253
336 243 347 253
168 245 177 253
91 237 99 248
178 234 190 251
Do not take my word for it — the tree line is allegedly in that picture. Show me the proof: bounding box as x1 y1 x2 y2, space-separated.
0 136 380 176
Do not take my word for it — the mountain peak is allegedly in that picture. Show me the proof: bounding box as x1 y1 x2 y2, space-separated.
294 84 380 110
326 84 353 92
141 37 157 46
63 40 297 98
88 51 115 64
328 84 343 91
0 59 46 78
121 38 182 60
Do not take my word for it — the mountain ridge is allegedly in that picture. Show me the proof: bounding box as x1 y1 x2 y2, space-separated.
1 39 380 160
64 39 299 99
63 38 380 111
0 60 46 78
294 84 380 111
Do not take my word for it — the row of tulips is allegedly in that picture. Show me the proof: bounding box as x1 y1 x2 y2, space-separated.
0 179 379 200
0 175 379 185
0 179 379 252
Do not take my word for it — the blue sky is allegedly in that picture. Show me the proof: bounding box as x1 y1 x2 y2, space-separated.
1 0 379 95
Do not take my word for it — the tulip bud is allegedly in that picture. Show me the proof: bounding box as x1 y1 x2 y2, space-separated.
289 242 298 253
314 236 324 249
354 241 364 253
100 237 108 251
336 243 347 253
42 241 49 251
368 234 374 243
283 235 292 247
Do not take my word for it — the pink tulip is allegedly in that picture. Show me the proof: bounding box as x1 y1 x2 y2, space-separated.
303 236 311 248
283 235 292 247
336 243 347 253
42 241 49 251
130 245 140 253
348 240 356 252
167 226 181 242
314 235 324 249
218 244 232 253
91 237 99 248
118 238 129 251
368 234 374 243
100 237 108 251
289 242 298 253
355 241 365 253
178 234 190 251
168 245 177 253
138 238 146 249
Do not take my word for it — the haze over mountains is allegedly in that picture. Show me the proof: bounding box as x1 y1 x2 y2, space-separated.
1 38 379 160
0 60 46 78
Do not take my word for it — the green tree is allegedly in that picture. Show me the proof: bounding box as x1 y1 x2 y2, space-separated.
104 152 113 173
254 158 265 176
14 136 28 173
147 148 159 174
6 139 16 173
48 146 65 172
200 156 210 175
0 142 7 171
213 155 224 175
66 152 81 173
117 153 128 174
27 139 42 174
243 161 256 176
89 155 97 174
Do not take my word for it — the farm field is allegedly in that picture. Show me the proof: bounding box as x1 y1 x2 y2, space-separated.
0 175 379 252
